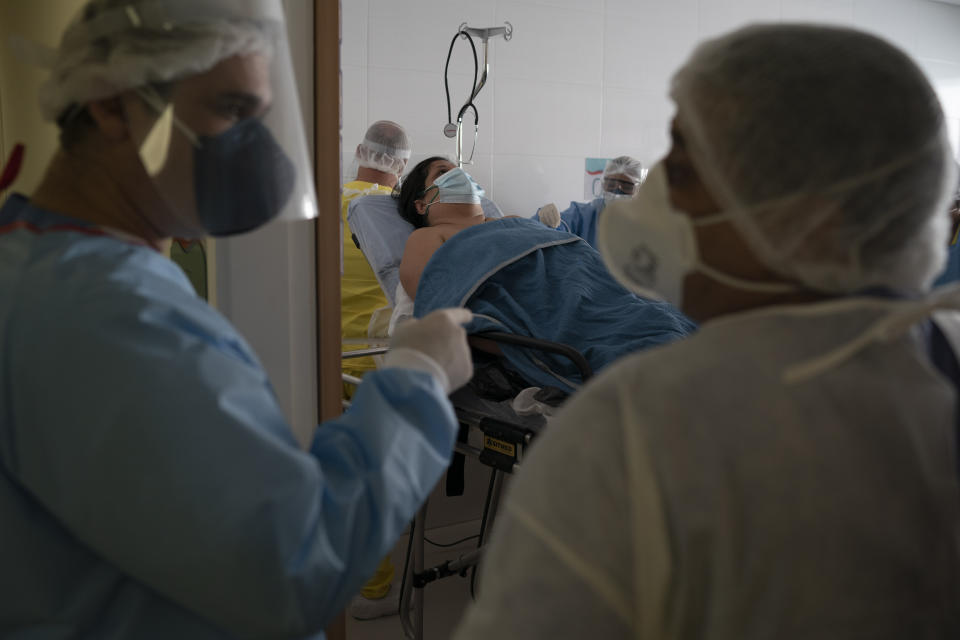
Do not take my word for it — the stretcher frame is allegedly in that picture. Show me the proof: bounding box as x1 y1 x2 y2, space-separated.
344 332 593 640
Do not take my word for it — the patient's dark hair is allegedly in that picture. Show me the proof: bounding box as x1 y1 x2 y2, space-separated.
395 156 447 229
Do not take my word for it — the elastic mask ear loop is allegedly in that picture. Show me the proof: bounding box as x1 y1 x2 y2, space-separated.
782 285 960 385
421 185 439 216
688 210 801 295
695 263 801 295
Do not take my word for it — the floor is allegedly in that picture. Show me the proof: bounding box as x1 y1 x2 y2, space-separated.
346 520 481 640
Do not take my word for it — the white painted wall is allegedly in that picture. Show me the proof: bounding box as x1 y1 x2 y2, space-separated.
342 0 960 217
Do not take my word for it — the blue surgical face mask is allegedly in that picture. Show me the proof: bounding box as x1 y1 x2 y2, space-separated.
135 88 295 237
193 119 296 236
426 167 485 205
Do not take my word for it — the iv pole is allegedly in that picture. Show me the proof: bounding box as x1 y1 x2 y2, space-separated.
443 22 512 168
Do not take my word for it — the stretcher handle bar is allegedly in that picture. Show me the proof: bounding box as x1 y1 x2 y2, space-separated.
341 346 389 359
413 547 485 588
474 330 593 381
455 441 484 458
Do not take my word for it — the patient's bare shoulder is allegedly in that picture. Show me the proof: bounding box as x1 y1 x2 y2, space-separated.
404 227 445 256
400 228 445 300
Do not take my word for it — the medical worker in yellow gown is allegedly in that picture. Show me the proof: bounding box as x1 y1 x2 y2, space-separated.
341 120 411 389
340 121 412 619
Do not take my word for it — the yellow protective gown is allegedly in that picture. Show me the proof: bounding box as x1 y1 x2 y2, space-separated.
341 181 396 601
341 181 393 390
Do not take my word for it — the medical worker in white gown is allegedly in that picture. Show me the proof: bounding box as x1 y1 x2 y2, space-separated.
454 24 960 639
0 1 473 638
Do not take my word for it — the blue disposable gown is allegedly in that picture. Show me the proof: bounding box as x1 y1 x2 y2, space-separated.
0 195 458 639
557 198 604 248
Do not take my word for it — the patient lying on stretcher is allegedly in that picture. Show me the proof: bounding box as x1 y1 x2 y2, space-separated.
396 157 696 391
398 157 514 298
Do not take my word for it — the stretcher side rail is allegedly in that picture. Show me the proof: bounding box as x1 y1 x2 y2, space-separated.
472 330 594 382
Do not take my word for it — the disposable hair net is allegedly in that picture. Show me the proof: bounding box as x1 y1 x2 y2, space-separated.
604 155 643 183
39 0 280 123
356 120 411 176
671 24 958 294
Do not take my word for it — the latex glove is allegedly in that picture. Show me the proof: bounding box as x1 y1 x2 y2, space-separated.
537 203 561 229
389 282 416 336
384 308 474 393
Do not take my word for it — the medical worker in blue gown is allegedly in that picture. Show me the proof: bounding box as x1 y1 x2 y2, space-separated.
0 2 472 638
536 155 644 248
456 25 960 639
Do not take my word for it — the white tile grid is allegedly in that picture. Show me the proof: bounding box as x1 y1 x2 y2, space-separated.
639 120 672 163
605 0 699 21
602 7 699 94
341 0 369 68
947 117 960 160
913 0 960 63
493 1 605 86
367 0 497 74
493 154 588 215
600 89 648 159
780 0 854 24
600 87 674 164
919 57 960 158
850 0 920 58
346 0 960 256
492 76 603 157
602 15 647 91
698 0 782 39
341 64 367 157
921 60 960 119
503 0 604 12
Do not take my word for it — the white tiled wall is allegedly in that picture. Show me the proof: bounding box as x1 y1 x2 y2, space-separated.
342 0 960 216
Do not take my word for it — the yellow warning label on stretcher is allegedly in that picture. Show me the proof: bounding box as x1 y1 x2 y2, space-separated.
483 436 516 457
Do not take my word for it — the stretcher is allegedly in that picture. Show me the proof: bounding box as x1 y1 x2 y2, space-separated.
342 193 594 639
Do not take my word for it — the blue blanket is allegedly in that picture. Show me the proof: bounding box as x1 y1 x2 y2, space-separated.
414 218 696 391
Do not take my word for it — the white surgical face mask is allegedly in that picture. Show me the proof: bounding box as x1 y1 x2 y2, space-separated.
597 161 799 307
602 191 633 203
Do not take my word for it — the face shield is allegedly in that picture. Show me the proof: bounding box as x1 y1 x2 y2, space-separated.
601 175 641 201
59 0 317 237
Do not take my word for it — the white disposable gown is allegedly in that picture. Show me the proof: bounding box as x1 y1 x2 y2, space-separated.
0 195 458 639
455 299 960 639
